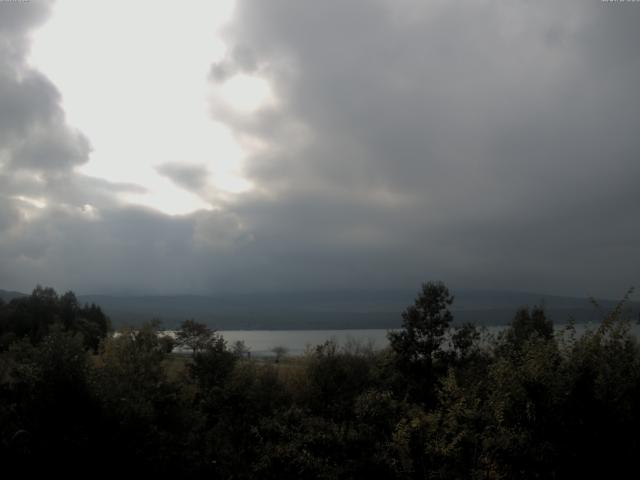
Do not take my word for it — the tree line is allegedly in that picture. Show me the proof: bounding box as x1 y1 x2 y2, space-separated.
0 282 638 478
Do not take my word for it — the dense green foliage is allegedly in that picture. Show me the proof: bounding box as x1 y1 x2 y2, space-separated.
0 286 110 351
1 283 639 478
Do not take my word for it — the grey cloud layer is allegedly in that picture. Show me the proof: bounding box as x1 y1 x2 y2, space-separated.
1 0 638 297
156 162 209 192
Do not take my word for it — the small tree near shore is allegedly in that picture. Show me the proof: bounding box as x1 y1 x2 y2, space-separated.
176 319 216 355
232 340 250 358
271 345 288 363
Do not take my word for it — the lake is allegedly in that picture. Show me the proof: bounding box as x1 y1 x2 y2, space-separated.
208 322 640 357
217 329 391 356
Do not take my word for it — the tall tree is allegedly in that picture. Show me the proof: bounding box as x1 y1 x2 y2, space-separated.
388 281 454 403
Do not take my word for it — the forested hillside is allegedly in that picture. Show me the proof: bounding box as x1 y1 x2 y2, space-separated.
1 283 639 478
4 288 634 329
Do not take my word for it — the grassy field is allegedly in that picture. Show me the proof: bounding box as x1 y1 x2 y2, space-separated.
162 352 307 383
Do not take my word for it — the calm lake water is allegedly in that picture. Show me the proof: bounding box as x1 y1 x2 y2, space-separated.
217 329 391 356
207 323 640 357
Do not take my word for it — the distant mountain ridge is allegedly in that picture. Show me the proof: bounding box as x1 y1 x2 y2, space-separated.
0 289 27 302
3 287 636 330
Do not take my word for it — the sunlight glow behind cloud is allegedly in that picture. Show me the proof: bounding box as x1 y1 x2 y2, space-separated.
218 74 276 113
27 0 266 215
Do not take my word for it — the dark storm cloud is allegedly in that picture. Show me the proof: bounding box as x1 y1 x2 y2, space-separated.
1 0 638 298
0 202 253 295
210 0 640 297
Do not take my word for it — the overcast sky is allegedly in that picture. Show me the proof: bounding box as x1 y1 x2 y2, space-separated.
0 0 638 298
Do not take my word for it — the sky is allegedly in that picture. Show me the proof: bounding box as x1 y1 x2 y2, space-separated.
0 0 638 299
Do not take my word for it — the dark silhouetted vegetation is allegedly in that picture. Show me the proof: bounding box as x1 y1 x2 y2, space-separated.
0 285 110 351
1 282 639 478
